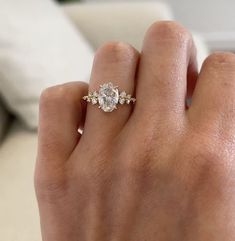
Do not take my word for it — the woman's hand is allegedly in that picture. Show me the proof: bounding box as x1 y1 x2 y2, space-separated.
35 21 235 241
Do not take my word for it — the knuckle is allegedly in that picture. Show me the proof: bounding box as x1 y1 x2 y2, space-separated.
40 82 85 111
79 151 111 185
34 170 67 202
40 85 65 107
95 41 138 64
203 52 235 70
145 21 192 47
35 176 65 195
121 154 153 177
193 147 222 167
186 137 231 179
123 159 141 174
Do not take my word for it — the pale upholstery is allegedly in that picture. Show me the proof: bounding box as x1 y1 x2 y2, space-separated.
0 121 40 240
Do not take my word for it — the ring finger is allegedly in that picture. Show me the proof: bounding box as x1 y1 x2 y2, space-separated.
81 42 139 146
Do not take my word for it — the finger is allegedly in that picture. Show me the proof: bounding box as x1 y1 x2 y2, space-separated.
37 81 88 163
188 52 235 134
81 42 139 145
133 21 197 125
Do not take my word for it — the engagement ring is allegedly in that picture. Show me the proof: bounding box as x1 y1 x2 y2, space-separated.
82 82 136 112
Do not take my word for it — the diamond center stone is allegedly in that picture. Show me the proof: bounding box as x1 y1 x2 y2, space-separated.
98 83 119 112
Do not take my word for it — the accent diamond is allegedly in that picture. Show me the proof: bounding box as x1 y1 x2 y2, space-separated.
119 91 126 105
120 91 127 98
91 98 98 105
119 98 125 105
93 91 98 97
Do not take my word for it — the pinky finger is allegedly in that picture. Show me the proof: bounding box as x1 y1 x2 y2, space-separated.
37 81 88 165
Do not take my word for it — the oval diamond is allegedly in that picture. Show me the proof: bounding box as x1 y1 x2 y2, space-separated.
98 83 119 112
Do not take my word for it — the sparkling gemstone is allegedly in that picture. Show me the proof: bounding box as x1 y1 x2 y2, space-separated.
98 83 119 112
93 91 98 97
119 91 127 104
120 91 126 98
91 98 98 105
119 98 125 105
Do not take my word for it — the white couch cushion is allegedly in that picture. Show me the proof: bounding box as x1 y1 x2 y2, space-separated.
0 0 94 129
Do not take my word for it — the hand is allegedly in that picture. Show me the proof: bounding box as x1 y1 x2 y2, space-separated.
35 21 235 241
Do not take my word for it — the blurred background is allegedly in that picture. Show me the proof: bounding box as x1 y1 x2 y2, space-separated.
59 0 235 52
0 0 233 240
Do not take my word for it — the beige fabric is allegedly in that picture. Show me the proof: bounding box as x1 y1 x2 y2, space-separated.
0 121 40 240
0 2 208 241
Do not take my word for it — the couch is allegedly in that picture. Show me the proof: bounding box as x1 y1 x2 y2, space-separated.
0 2 208 240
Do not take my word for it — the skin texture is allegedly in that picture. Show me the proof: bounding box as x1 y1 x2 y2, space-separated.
35 21 235 241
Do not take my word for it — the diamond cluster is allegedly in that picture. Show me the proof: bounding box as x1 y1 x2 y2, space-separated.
83 82 136 112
